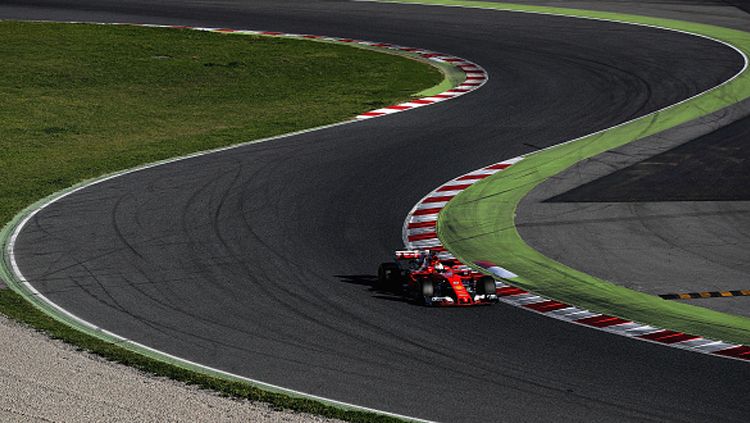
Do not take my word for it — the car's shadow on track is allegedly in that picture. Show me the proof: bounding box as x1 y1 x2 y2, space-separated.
334 274 410 303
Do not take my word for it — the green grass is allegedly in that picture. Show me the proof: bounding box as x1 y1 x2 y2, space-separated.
0 21 442 227
0 21 444 421
379 1 750 344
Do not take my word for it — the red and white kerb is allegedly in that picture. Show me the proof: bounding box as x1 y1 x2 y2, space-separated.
402 153 750 362
401 156 522 263
355 58 487 119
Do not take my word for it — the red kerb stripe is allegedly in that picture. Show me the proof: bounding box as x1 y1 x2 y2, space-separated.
576 315 630 328
437 184 471 192
638 330 681 341
385 105 412 110
423 195 455 203
496 286 527 297
576 315 614 325
457 174 490 181
713 345 750 359
590 318 631 328
486 163 511 170
413 208 442 216
408 232 438 242
407 221 436 229
410 99 435 104
524 301 569 312
657 333 701 344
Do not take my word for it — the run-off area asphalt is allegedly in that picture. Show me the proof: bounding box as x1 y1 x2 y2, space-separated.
521 110 750 317
4 1 750 422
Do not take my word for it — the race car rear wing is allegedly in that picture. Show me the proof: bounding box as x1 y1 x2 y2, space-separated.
394 250 423 260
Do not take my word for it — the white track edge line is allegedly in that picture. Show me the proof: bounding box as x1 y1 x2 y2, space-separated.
1 22 485 423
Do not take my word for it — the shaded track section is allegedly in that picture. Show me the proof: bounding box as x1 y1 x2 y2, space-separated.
548 113 750 202
5 1 750 421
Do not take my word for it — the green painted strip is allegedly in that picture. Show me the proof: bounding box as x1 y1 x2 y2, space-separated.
375 1 750 344
416 60 466 97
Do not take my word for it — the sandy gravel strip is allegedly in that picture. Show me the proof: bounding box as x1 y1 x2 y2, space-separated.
0 315 343 423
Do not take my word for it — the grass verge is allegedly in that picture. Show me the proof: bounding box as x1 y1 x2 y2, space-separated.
380 1 750 343
0 20 445 421
0 21 442 227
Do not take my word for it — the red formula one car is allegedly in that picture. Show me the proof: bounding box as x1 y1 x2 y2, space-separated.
377 250 498 306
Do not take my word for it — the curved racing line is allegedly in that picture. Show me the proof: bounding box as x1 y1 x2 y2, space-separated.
2 7 748 422
1 21 486 422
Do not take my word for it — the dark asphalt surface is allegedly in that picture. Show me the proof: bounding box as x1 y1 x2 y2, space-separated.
6 1 750 421
513 0 750 31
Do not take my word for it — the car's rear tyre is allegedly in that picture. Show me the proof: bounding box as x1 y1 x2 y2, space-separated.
477 276 497 297
377 262 400 291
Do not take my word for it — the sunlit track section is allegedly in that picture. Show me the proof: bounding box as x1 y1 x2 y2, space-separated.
402 154 750 362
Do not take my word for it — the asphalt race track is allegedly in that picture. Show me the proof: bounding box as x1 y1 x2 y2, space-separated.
4 1 750 421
